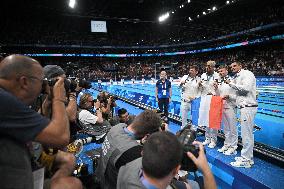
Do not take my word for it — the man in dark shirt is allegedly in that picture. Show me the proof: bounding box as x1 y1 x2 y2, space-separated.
0 55 81 189
95 110 162 189
155 71 172 117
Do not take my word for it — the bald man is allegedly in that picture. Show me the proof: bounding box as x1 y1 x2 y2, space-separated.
199 61 221 148
0 55 82 189
155 71 172 117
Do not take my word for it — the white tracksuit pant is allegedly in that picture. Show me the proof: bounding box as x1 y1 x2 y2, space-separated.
205 127 218 143
181 100 191 128
222 106 238 149
240 107 257 160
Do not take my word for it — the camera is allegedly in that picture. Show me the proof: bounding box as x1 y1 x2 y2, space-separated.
97 93 118 105
176 125 202 172
45 78 71 93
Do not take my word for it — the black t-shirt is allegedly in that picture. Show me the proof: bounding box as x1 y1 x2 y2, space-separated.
0 88 50 143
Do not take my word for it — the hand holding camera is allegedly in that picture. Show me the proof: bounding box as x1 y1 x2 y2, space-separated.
94 100 101 110
52 77 67 103
187 141 210 174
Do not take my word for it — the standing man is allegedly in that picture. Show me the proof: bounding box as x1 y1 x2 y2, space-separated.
179 65 201 128
155 71 172 117
199 61 220 148
226 61 257 168
214 65 238 155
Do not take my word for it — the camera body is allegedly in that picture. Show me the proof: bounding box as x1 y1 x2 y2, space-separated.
177 125 202 172
46 78 91 93
46 78 71 93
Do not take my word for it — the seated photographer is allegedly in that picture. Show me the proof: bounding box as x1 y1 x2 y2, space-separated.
97 91 117 120
0 55 76 188
95 110 162 189
109 108 135 126
118 132 216 189
78 93 112 137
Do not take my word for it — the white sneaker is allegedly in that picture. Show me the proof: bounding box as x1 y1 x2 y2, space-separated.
230 158 252 168
223 147 237 156
217 145 229 153
208 142 216 148
234 157 254 165
202 139 210 146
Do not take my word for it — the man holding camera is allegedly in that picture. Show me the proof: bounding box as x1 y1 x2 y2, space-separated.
95 110 162 189
42 65 80 139
155 71 172 118
78 93 111 138
226 61 257 168
199 61 220 148
0 55 82 189
179 65 201 129
117 131 217 189
213 65 238 155
97 91 117 120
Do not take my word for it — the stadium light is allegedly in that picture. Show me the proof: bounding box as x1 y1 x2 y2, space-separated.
69 0 76 8
158 12 170 22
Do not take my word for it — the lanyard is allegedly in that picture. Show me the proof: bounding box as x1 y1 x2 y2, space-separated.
161 80 167 89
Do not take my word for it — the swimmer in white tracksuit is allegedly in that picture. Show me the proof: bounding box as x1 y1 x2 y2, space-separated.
179 65 201 129
199 61 221 149
214 65 238 156
227 61 258 168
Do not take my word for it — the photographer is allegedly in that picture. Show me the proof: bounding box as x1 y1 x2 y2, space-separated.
78 93 111 137
0 55 80 188
117 132 216 189
95 110 162 189
97 91 117 120
41 65 80 139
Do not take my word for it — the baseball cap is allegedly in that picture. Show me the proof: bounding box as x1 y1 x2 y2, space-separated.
43 65 65 79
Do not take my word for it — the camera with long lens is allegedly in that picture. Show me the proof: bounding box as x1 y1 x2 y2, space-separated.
177 124 202 172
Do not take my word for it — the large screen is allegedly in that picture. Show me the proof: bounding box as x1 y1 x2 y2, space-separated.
91 21 107 33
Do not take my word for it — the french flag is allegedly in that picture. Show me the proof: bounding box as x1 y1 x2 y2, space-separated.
191 96 223 129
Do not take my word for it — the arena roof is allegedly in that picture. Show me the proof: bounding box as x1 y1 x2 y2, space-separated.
2 0 267 23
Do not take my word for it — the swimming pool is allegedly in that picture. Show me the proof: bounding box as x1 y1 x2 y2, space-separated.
93 77 284 150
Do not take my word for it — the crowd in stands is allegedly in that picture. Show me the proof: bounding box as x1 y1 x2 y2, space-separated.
1 0 283 47
45 46 284 81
